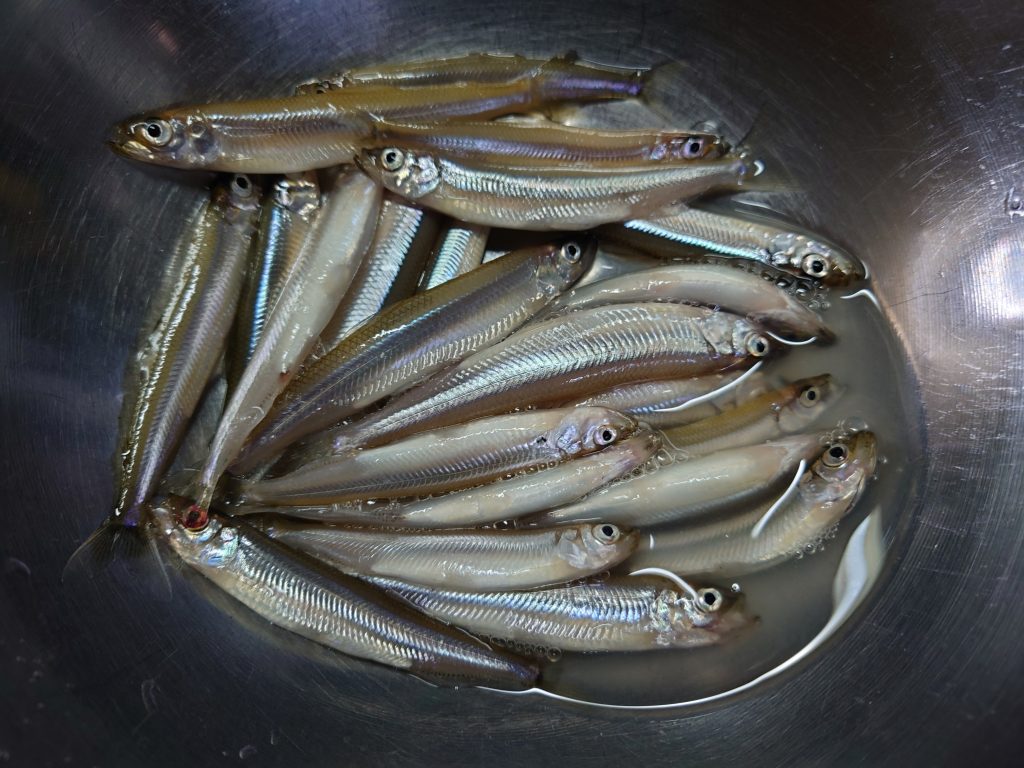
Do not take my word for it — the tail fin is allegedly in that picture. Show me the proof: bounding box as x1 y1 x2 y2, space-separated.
62 511 173 598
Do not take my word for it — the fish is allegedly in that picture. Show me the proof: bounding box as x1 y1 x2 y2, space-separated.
109 67 646 173
247 518 638 591
627 431 878 575
610 202 865 285
318 194 440 350
194 170 381 510
328 303 773 451
232 431 661 529
230 173 320 389
532 262 832 341
567 371 747 429
419 221 489 290
528 433 824 528
144 497 538 689
661 374 841 456
356 146 759 230
238 407 636 506
114 175 260 524
364 575 750 653
365 119 727 166
230 240 591 472
294 51 647 93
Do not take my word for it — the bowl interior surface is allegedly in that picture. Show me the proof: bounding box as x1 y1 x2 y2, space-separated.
1 0 1022 765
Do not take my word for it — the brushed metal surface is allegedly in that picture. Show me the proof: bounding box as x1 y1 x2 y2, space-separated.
2 0 1022 765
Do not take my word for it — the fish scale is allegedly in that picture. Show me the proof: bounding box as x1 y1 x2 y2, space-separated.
420 221 489 290
320 196 439 349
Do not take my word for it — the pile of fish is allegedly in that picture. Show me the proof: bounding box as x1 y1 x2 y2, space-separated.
106 52 877 691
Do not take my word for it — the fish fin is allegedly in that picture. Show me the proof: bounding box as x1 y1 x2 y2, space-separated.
61 517 121 584
61 513 173 600
636 59 706 125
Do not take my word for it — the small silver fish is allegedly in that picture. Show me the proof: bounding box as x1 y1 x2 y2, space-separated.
614 202 865 286
357 146 759 230
145 497 538 689
628 431 878 575
530 432 825 528
365 575 751 653
239 407 635 505
248 518 638 591
233 431 661 529
114 175 259 523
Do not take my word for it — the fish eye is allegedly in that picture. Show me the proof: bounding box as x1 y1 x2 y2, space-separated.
799 385 820 406
231 174 254 198
592 523 621 544
180 503 209 532
822 442 850 467
802 253 830 278
683 136 705 158
697 588 723 612
595 425 617 446
560 241 582 263
745 333 770 357
139 119 172 147
380 148 405 171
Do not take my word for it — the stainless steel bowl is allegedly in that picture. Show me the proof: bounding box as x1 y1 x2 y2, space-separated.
2 1 1022 764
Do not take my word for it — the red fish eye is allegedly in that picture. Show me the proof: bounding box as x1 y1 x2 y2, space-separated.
180 504 209 531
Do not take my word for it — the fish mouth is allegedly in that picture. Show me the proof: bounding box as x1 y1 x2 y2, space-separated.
107 121 158 162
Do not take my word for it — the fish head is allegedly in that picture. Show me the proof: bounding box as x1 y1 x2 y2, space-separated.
537 238 596 294
791 239 866 286
813 430 877 486
553 407 637 456
556 523 639 571
357 147 440 199
143 496 240 569
702 313 773 363
798 431 878 527
220 174 262 222
109 109 220 169
778 374 843 432
654 584 754 646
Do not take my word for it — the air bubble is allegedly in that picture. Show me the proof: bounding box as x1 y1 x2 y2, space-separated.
840 416 870 433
